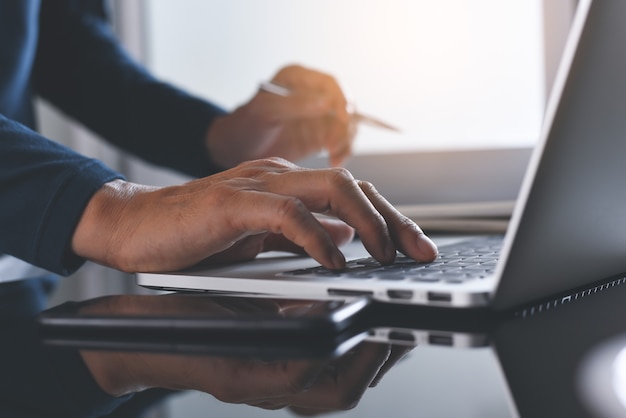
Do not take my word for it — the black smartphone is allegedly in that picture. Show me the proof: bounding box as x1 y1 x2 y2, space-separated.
38 297 371 359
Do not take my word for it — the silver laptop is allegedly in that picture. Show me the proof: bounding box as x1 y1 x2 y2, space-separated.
137 0 626 312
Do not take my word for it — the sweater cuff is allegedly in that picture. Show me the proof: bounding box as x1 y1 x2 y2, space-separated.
35 159 123 276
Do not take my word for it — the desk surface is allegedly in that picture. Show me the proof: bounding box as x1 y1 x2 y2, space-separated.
154 277 626 418
35 237 626 418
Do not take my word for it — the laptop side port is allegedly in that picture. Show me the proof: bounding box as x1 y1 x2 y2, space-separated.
327 289 374 297
388 330 416 343
387 289 414 300
427 291 452 303
428 333 454 346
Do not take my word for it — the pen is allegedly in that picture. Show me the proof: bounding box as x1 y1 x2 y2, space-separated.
259 81 401 133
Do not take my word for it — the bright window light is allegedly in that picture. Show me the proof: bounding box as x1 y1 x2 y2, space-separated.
146 0 545 154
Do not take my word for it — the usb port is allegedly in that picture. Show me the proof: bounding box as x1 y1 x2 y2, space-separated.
387 289 413 300
429 334 453 346
427 291 452 302
328 289 374 297
389 331 416 343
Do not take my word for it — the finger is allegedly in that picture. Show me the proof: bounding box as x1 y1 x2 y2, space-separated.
325 118 355 167
291 117 331 158
211 358 327 403
276 108 353 167
358 181 438 262
230 190 346 269
264 342 392 411
299 342 390 410
224 161 395 264
262 233 308 255
328 140 352 168
317 217 355 246
272 65 350 124
260 168 396 263
262 218 355 254
258 118 328 163
369 345 414 387
198 234 269 265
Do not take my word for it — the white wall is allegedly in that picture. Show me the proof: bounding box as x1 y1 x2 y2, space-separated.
145 0 546 154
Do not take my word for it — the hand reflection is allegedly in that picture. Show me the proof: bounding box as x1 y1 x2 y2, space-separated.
71 294 412 415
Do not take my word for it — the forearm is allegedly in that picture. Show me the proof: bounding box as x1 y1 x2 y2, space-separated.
0 115 122 275
34 0 227 178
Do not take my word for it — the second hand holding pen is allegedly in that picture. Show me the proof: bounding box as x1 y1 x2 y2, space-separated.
259 81 401 133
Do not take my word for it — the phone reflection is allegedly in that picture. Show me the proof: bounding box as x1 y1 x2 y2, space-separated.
36 294 412 416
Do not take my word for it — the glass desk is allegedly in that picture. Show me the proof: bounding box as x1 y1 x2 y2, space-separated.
36 272 626 418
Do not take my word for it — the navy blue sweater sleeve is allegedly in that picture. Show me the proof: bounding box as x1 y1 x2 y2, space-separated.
34 0 228 178
0 115 123 275
1 0 230 274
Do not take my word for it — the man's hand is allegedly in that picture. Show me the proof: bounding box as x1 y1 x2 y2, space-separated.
206 64 356 168
71 158 437 274
78 294 412 413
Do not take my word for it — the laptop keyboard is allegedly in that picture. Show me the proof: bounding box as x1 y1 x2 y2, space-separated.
281 236 503 284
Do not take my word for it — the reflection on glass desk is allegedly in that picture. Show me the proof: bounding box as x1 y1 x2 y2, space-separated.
34 274 626 418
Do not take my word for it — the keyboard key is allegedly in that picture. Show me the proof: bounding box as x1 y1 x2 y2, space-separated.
281 236 503 284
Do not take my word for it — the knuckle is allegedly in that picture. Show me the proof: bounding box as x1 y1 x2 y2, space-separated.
264 156 291 167
236 159 258 169
233 158 291 180
399 214 418 230
394 212 421 236
232 160 262 177
328 167 356 187
358 180 385 204
357 180 376 193
247 157 293 173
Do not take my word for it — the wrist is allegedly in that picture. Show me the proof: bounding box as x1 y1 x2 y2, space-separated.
70 179 155 271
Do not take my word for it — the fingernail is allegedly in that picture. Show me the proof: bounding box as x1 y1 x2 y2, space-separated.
384 240 398 262
332 250 346 270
